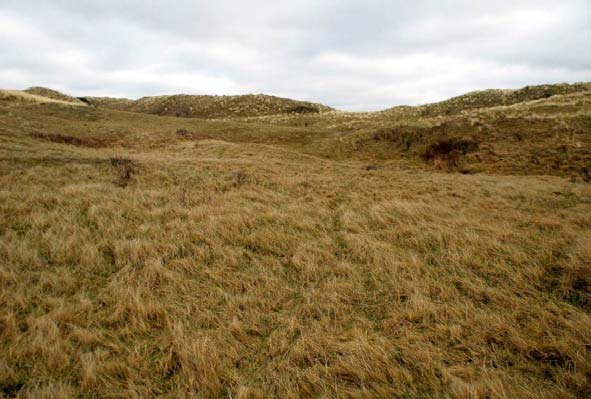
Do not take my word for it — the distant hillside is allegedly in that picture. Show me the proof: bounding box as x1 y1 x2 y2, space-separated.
83 93 333 118
221 84 590 178
79 96 135 111
381 82 591 118
24 86 85 105
226 83 591 134
17 83 591 121
331 90 591 178
0 89 86 107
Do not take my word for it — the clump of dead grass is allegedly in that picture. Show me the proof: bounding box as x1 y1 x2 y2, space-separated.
232 169 248 187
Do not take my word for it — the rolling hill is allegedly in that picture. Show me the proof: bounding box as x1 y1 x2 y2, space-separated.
0 89 86 107
82 93 333 118
381 82 591 118
24 86 86 105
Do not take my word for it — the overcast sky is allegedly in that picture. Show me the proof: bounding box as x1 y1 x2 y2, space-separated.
0 1 589 111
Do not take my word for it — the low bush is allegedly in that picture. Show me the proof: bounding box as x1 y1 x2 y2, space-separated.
110 157 135 187
422 137 479 168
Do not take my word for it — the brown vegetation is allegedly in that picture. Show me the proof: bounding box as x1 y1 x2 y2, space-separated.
109 157 136 187
0 83 590 398
30 132 107 148
421 137 479 169
24 87 85 105
0 89 86 107
84 93 333 119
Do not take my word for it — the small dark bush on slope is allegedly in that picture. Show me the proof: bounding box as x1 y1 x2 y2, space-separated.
110 157 135 187
422 137 479 168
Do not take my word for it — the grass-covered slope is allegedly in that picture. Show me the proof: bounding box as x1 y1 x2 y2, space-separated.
79 96 135 111
24 87 86 105
233 83 591 130
0 89 86 107
381 82 591 118
232 89 591 179
0 86 590 398
339 90 591 178
84 93 333 119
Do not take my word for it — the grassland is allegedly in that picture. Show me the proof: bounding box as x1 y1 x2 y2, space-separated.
82 94 333 119
1 84 590 398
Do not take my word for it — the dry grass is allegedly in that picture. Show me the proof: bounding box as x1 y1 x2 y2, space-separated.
84 93 333 119
237 88 591 178
0 86 590 398
24 87 85 105
0 90 86 107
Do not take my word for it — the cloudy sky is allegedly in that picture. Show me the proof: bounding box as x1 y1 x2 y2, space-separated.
0 1 589 111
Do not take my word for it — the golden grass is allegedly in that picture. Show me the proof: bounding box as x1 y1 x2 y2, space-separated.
0 90 86 107
23 87 85 105
236 90 591 178
1 89 590 398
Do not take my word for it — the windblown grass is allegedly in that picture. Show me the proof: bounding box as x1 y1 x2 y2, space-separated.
24 87 85 105
0 87 590 398
0 90 86 107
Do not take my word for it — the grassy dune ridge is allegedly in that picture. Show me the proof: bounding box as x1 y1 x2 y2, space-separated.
82 93 333 119
0 85 590 398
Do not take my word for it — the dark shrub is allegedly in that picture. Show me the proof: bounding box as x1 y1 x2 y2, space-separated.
289 105 319 114
176 128 192 138
422 137 479 168
581 167 591 183
110 157 135 187
30 132 105 147
232 170 247 187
